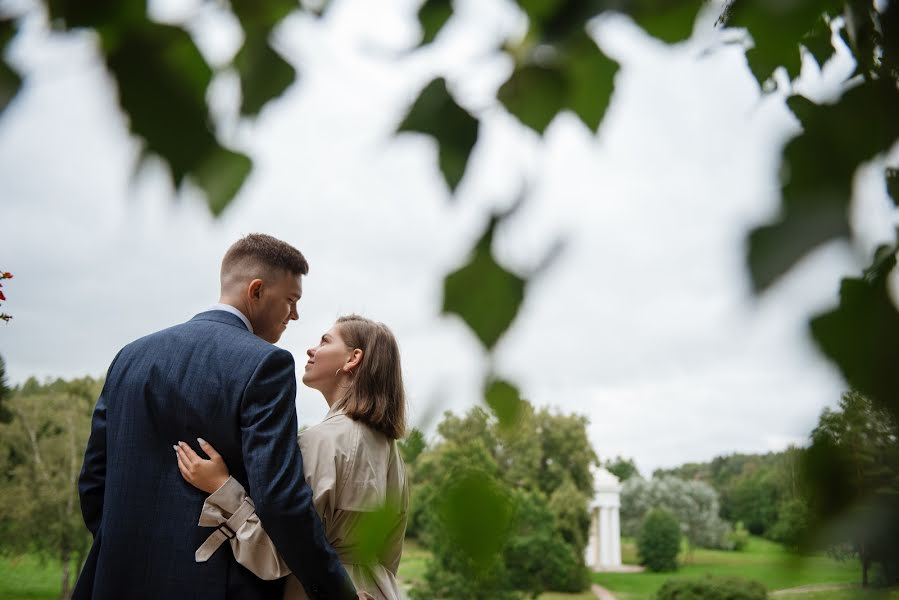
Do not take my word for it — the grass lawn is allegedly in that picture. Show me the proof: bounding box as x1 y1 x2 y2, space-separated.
7 541 439 600
0 554 64 600
397 539 430 592
787 591 899 600
595 537 867 600
5 537 894 600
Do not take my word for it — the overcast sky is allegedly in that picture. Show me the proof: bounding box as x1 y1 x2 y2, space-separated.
2 0 896 475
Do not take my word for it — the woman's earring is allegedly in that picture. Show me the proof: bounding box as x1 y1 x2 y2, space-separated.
335 368 342 377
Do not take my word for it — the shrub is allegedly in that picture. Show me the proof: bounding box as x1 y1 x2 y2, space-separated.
768 498 809 549
728 521 750 551
504 489 590 595
654 575 767 600
638 509 681 572
622 476 733 550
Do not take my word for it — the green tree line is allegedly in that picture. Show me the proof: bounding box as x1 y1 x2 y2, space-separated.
654 447 807 545
0 370 101 599
654 390 899 586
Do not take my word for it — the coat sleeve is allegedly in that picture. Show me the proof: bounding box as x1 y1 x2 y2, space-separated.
198 477 292 580
78 350 122 536
298 423 343 528
240 348 356 600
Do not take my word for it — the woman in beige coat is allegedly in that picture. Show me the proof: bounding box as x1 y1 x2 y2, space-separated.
175 315 409 600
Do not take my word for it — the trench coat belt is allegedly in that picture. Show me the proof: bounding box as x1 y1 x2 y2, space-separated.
195 498 257 562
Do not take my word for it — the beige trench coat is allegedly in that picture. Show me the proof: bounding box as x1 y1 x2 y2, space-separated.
198 406 409 600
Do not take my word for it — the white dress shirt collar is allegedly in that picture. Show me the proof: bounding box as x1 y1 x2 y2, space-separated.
208 303 253 333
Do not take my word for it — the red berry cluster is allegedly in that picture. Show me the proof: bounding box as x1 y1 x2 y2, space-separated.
0 271 12 322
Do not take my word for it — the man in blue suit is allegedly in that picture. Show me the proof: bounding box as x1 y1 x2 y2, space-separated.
74 234 365 600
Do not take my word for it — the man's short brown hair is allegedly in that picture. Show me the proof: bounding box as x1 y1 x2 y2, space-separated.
221 234 309 283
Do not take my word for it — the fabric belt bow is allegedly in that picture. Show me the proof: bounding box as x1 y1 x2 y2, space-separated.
195 497 257 562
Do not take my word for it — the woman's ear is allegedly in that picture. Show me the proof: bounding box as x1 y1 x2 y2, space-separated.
347 348 363 370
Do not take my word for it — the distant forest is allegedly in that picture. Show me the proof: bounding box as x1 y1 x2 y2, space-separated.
653 449 805 544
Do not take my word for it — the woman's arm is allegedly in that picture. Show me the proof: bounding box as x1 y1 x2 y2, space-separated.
175 439 376 600
175 439 292 579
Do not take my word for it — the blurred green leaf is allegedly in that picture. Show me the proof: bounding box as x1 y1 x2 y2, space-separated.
230 0 296 32
882 1 899 79
724 0 842 83
841 0 879 78
631 0 705 45
105 23 214 184
804 422 856 517
887 168 899 207
234 33 296 116
748 205 847 293
801 15 835 67
105 22 250 212
0 18 21 115
485 379 524 428
564 32 619 131
499 64 567 134
811 245 899 422
45 0 145 30
438 470 514 568
517 0 605 43
443 215 526 350
398 78 479 192
192 147 253 215
46 2 268 214
748 79 899 291
417 0 453 46
352 503 401 565
517 0 563 24
499 33 617 133
804 388 899 561
228 0 298 117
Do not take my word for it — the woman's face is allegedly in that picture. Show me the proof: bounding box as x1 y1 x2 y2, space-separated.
302 324 353 393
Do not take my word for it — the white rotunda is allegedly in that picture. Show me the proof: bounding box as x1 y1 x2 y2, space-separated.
585 467 622 570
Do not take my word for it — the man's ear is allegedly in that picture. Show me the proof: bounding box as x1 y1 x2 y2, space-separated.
247 279 264 301
347 349 363 370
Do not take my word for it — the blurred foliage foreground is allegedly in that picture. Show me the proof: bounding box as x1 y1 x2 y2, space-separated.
2 0 899 596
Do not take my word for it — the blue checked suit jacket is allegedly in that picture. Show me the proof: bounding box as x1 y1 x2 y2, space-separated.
73 310 357 600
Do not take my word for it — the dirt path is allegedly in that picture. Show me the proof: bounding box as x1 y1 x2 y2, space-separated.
772 583 859 596
590 580 860 599
591 583 618 600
